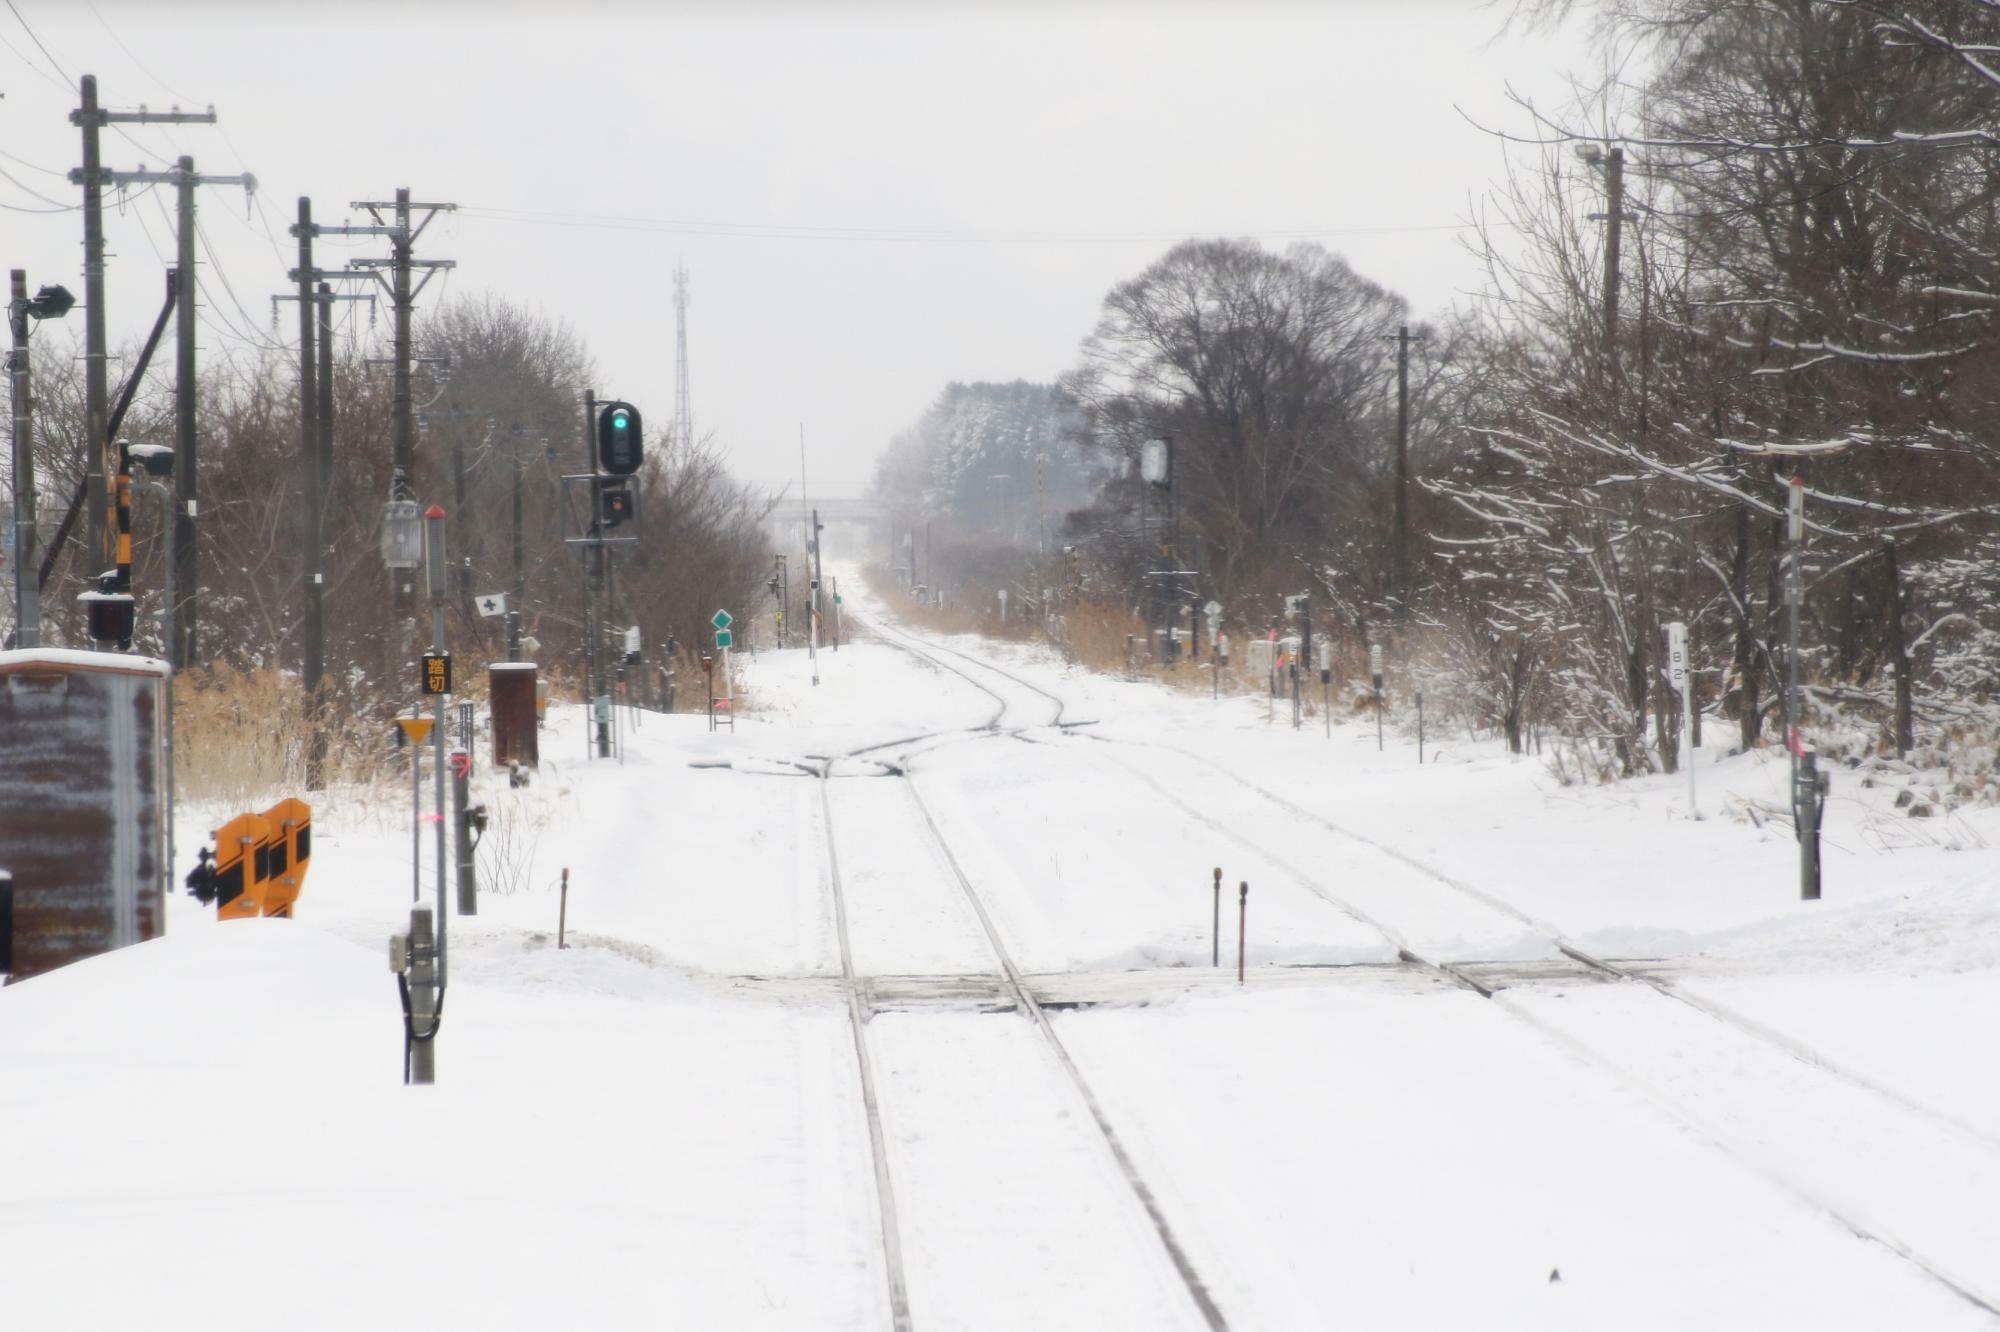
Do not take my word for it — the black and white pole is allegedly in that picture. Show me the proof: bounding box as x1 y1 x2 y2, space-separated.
1416 689 1425 764
1370 644 1385 752
1320 640 1331 739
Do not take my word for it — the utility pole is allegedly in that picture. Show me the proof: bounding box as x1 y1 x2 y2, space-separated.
75 148 246 666
279 214 371 785
811 507 825 684
1384 324 1426 620
673 263 693 450
71 78 217 579
8 272 43 648
172 156 197 663
294 199 321 785
1586 145 1631 367
508 430 530 662
347 190 457 612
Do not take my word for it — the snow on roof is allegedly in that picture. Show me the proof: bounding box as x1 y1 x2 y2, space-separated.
0 648 171 677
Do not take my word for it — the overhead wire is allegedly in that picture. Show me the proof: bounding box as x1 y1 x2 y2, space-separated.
0 158 74 208
5 0 70 84
458 204 1517 246
196 217 292 353
0 24 67 91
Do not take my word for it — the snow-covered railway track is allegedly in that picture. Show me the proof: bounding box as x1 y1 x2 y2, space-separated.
1115 735 2000 1153
814 759 1230 1330
847 612 2000 1318
1090 738 2000 1320
852 611 1066 733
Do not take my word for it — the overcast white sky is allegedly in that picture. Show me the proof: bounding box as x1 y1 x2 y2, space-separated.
1 0 1594 493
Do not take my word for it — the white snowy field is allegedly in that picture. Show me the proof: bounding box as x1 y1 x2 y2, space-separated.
4 569 1999 1330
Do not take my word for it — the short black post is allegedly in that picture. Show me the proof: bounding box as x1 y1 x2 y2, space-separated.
1417 689 1425 764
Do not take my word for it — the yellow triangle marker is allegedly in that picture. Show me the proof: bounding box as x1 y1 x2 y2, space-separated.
396 716 435 744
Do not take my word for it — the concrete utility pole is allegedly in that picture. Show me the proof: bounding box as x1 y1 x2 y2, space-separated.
294 199 321 782
172 156 197 663
1583 145 1634 370
508 430 530 662
1602 146 1625 360
1385 324 1426 620
8 272 40 648
346 190 457 609
72 76 219 576
80 155 254 664
673 263 693 450
278 212 371 787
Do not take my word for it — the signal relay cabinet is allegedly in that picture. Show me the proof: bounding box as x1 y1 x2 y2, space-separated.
0 649 169 982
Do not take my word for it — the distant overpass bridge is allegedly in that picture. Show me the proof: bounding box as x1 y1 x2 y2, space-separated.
761 489 897 560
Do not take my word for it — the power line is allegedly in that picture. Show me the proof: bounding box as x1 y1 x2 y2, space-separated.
459 204 1515 246
5 0 69 84
195 215 292 353
0 25 68 91
0 145 68 177
85 0 194 105
0 158 73 208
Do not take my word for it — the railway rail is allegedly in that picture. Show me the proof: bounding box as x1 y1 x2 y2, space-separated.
848 600 2000 1322
817 604 1227 1330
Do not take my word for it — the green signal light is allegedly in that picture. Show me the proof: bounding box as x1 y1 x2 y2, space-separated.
613 413 629 430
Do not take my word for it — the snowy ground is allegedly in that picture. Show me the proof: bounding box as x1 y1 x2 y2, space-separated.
4 569 1999 1330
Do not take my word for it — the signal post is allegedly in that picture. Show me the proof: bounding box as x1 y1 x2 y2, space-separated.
565 396 643 758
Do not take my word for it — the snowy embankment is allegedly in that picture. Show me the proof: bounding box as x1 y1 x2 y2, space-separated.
3 568 1998 1330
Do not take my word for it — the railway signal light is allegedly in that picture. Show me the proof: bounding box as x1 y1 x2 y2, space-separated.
597 401 642 476
600 481 634 528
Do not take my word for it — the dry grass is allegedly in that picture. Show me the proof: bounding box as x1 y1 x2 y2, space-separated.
172 665 503 807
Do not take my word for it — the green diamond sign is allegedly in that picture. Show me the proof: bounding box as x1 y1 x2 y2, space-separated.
714 628 733 649
711 608 733 630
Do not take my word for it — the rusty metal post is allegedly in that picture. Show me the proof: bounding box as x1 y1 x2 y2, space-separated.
1238 882 1248 985
1212 867 1221 967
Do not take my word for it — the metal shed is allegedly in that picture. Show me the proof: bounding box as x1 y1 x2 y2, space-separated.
0 649 169 982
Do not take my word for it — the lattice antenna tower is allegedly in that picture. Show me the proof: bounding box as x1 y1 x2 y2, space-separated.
673 262 693 451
